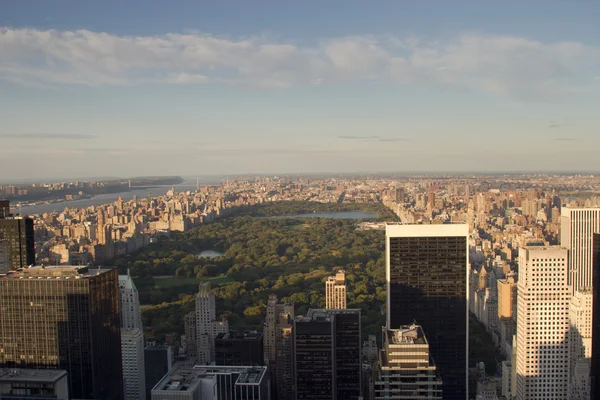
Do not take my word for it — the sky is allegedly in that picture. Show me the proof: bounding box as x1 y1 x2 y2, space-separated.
1 1 599 180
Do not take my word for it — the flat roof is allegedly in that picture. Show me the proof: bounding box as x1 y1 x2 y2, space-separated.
0 369 67 383
386 222 468 238
0 266 115 279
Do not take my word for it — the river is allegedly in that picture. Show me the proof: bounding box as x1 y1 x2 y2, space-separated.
18 178 221 215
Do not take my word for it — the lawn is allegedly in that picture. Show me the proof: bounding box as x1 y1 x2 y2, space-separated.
154 275 233 288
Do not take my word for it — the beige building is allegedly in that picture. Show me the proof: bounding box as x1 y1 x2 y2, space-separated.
264 294 294 400
497 272 517 320
515 246 570 400
325 271 347 309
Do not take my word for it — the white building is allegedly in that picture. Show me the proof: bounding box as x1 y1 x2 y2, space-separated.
325 271 347 309
560 207 600 292
119 272 146 400
568 290 593 400
195 283 228 363
119 271 143 330
515 246 570 400
121 328 146 400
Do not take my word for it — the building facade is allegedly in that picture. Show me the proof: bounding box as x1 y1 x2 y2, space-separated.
0 216 35 273
560 207 600 292
386 223 469 400
263 294 294 400
294 309 362 400
374 325 442 399
215 331 264 366
0 266 123 400
515 246 570 400
122 328 147 400
144 345 172 400
119 271 143 330
325 271 347 309
0 369 69 399
195 283 229 364
591 233 600 400
497 272 517 320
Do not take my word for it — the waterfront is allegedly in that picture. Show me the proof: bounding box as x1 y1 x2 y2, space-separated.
18 179 219 215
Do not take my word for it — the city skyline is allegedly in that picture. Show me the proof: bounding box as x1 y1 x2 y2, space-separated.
1 1 599 178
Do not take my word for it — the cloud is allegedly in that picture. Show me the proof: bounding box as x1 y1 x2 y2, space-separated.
0 28 599 99
0 133 96 139
555 138 578 141
338 135 379 140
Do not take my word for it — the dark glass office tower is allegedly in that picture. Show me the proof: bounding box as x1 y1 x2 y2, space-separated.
0 266 123 400
294 309 362 400
0 200 9 219
215 331 264 366
592 233 600 400
386 223 469 400
0 216 35 271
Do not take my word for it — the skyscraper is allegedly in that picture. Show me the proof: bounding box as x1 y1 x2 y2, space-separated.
122 328 146 400
0 215 35 273
119 271 143 330
325 270 347 309
568 290 593 400
119 272 146 400
294 309 362 400
264 294 295 400
0 266 123 400
385 223 469 400
0 200 9 219
497 272 518 320
195 283 228 363
374 325 442 400
591 233 600 400
560 207 600 292
515 246 570 400
144 345 172 400
215 331 264 366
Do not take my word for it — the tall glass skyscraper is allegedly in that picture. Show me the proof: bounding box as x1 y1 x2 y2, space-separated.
385 223 469 400
0 266 123 400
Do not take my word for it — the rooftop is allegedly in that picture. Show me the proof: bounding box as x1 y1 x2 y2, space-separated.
152 365 267 393
0 369 67 383
385 324 427 345
0 265 115 279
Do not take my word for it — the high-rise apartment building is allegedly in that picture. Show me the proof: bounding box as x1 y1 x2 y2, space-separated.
120 271 143 330
497 272 517 320
184 311 197 358
119 272 146 400
560 207 600 292
263 294 294 400
0 216 35 273
374 324 442 399
294 309 362 400
122 328 147 400
591 233 600 400
386 223 469 399
515 246 570 400
195 283 228 363
0 266 123 400
325 271 347 309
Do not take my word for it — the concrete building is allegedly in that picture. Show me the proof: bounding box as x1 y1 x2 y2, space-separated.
0 215 35 273
151 365 268 400
373 325 442 400
386 223 469 400
591 233 600 400
515 246 570 400
195 283 228 364
497 272 517 321
122 329 147 400
325 271 347 309
560 207 600 292
568 290 593 400
120 271 143 330
0 266 123 400
263 294 294 400
294 309 362 400
0 369 69 399
501 361 512 399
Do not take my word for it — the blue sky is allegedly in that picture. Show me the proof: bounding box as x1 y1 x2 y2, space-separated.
1 1 599 179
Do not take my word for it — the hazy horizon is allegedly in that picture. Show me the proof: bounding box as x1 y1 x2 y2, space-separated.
1 1 599 178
